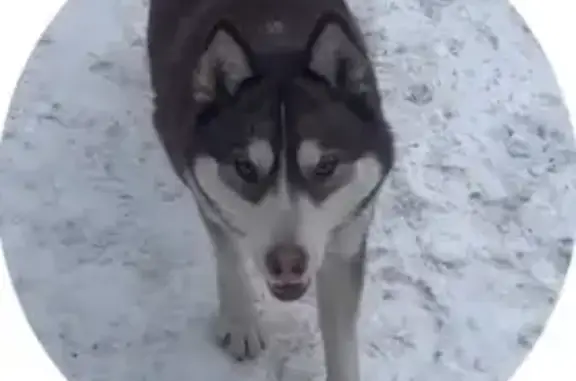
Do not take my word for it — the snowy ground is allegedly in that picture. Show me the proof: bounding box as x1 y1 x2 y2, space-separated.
1 0 575 380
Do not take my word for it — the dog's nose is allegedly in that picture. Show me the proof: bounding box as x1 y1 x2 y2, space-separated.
265 244 308 282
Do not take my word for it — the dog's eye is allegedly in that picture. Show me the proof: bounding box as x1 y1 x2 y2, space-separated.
234 157 259 183
313 155 339 179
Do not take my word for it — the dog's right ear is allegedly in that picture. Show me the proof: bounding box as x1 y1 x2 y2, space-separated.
191 26 254 105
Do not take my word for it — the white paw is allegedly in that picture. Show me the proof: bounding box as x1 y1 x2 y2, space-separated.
215 312 266 361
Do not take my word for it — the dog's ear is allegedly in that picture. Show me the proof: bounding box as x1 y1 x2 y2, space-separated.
192 26 254 105
306 19 372 96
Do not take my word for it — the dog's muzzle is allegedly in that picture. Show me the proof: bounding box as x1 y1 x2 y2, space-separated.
268 280 311 302
265 244 310 302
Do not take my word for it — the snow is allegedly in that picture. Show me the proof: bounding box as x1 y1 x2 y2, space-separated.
1 0 575 380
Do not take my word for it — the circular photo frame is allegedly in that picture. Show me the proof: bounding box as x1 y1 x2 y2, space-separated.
1 1 575 381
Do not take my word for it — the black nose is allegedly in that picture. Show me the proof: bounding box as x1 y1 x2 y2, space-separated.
265 244 308 281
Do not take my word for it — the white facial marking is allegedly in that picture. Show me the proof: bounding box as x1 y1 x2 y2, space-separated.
247 139 274 174
188 158 251 229
271 149 294 239
190 149 382 282
297 140 322 170
191 155 287 264
294 155 382 266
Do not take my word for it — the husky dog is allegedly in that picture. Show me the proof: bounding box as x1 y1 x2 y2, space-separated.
147 0 394 379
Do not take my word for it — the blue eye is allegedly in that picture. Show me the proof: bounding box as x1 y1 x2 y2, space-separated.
313 155 339 179
234 157 259 183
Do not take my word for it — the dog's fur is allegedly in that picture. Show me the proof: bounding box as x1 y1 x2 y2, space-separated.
147 0 395 379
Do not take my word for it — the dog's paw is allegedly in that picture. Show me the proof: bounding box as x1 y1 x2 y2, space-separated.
215 313 266 361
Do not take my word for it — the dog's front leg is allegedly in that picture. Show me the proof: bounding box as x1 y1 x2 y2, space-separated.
208 224 266 361
316 212 371 381
317 239 366 381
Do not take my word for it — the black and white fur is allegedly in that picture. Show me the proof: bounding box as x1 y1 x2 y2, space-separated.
147 0 395 379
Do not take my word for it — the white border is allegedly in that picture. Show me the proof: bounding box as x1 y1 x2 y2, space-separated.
0 1 574 381
0 4 68 381
507 2 576 381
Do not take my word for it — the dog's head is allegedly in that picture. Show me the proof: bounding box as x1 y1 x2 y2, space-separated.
184 15 394 301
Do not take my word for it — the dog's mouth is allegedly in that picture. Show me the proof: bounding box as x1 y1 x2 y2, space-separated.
266 279 311 302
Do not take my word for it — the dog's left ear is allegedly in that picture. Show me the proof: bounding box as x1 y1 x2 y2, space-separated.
306 19 372 96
